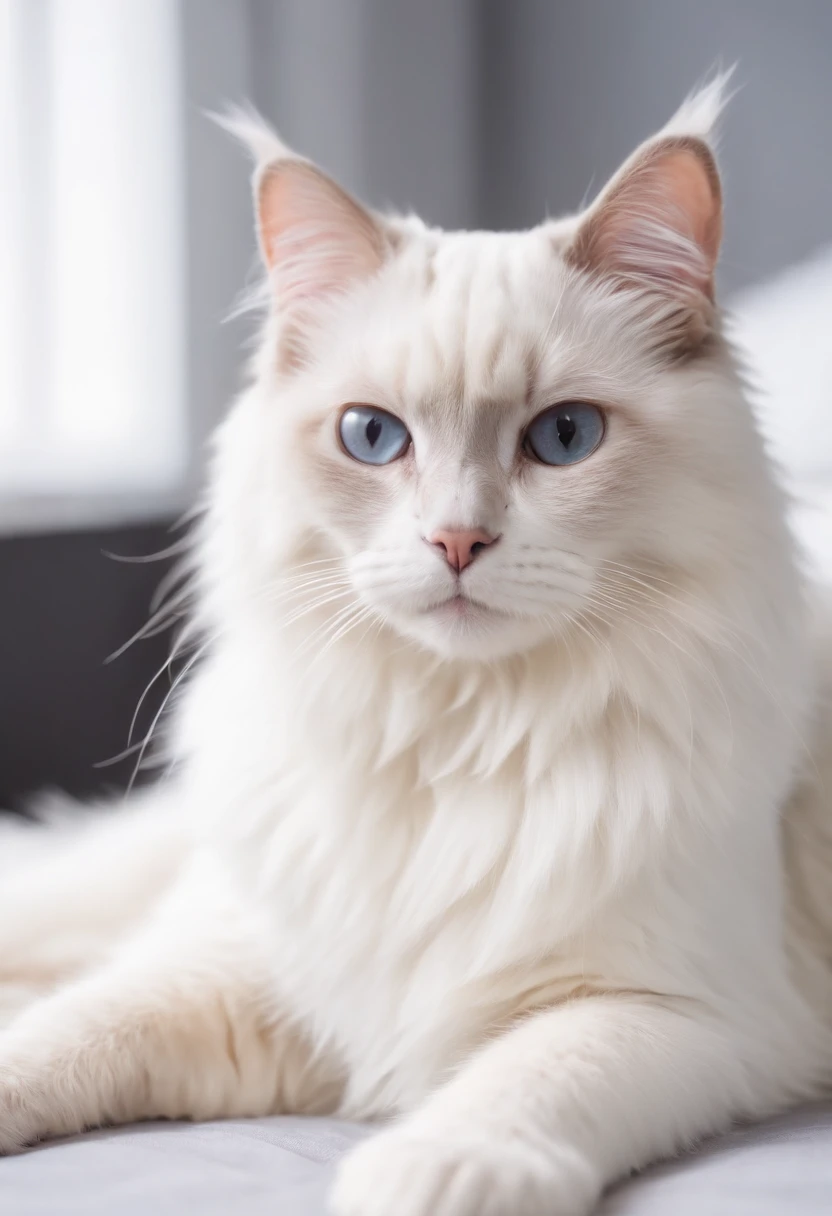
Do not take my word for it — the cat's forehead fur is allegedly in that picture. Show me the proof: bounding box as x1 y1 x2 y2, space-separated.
306 220 660 431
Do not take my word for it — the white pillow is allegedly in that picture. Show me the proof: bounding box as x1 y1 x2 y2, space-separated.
728 248 832 580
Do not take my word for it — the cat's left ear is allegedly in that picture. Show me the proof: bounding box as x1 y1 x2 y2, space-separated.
566 82 727 349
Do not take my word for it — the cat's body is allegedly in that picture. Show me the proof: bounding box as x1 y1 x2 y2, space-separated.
1 80 831 1215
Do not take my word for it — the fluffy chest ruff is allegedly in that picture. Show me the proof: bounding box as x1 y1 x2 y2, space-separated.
184 595 807 1116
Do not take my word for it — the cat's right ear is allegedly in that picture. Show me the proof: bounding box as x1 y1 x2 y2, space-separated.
255 159 386 313
218 108 387 346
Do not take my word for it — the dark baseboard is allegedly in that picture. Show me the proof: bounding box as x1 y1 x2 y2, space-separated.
0 522 186 811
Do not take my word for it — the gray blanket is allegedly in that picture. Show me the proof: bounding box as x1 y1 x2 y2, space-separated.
2 1104 831 1214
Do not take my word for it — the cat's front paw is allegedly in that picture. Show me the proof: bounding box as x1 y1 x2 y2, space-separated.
330 1126 601 1216
0 1065 44 1154
0 1047 77 1154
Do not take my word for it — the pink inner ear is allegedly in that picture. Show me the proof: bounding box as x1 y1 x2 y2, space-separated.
257 162 384 308
643 148 722 265
577 141 722 298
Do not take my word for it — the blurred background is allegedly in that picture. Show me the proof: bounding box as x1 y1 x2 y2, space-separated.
1 0 830 809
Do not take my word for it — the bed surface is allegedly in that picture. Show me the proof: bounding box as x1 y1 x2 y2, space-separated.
3 1104 831 1214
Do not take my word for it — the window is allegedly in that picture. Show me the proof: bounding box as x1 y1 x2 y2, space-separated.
0 0 186 530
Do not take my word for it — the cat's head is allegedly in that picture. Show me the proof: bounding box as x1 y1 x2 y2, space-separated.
218 78 763 663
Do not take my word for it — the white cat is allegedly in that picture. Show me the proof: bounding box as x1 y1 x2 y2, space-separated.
1 78 832 1216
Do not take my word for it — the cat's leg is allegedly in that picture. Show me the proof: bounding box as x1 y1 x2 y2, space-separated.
0 862 338 1151
0 789 188 1019
332 994 788 1216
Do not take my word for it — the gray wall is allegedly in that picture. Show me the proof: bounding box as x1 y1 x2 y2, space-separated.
180 0 832 448
184 0 831 309
180 0 481 441
248 1 479 227
480 0 832 294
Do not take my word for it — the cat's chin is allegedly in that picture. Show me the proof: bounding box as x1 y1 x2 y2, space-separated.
389 600 554 662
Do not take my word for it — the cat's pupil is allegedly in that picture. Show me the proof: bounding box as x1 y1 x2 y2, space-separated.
366 417 382 448
556 415 576 448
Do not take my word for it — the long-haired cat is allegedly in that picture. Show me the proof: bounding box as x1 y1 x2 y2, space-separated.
1 78 831 1216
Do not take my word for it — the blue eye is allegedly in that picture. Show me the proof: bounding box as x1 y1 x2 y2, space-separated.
339 405 411 465
524 402 605 466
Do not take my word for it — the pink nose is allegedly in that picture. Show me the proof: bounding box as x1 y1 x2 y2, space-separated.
427 528 497 572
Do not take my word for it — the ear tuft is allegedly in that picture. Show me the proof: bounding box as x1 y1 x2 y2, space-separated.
658 68 735 143
212 103 295 170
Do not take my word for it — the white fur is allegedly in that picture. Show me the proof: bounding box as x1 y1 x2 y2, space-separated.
1 77 831 1216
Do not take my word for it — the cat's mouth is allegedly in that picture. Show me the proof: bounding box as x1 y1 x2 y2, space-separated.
400 588 549 658
425 593 506 621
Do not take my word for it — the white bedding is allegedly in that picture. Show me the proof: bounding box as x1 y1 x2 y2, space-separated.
729 245 832 581
2 1106 831 1215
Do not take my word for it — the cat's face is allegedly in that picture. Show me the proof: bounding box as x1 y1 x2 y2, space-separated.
233 89 739 662
282 229 700 661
